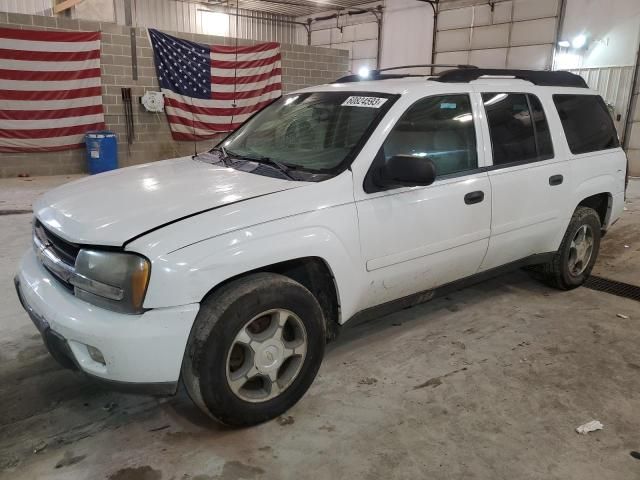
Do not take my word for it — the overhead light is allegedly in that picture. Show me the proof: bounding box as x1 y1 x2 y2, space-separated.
358 67 370 79
201 11 229 36
572 34 587 49
558 40 571 48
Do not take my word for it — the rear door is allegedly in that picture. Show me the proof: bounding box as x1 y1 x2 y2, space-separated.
353 92 492 307
477 89 570 271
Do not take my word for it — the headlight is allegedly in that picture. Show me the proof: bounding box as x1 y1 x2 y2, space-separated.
71 250 150 314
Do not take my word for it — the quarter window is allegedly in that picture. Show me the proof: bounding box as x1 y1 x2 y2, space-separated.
482 93 554 166
553 94 620 154
382 94 478 177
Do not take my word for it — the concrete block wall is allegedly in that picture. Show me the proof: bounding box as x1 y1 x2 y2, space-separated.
0 11 349 177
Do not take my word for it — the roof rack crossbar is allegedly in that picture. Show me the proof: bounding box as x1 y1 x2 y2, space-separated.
433 68 588 88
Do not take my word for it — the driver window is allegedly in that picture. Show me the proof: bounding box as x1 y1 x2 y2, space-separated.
382 94 478 177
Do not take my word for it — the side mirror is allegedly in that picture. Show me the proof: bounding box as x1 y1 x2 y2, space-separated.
376 154 437 189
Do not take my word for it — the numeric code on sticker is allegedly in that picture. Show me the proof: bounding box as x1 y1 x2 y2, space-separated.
341 96 388 108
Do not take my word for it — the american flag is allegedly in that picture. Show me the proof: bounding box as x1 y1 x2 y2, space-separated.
0 27 105 152
149 29 282 141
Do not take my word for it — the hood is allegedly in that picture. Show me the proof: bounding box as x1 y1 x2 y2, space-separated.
34 156 304 247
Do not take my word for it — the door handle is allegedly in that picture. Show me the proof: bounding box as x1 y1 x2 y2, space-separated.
464 191 484 205
549 174 563 186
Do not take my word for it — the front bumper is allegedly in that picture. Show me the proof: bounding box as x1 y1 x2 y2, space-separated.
15 248 199 393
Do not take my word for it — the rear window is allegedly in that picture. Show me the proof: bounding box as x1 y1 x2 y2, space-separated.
553 94 619 154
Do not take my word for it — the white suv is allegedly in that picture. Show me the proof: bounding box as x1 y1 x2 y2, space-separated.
15 68 627 426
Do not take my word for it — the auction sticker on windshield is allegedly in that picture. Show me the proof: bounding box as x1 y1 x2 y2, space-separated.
341 96 388 108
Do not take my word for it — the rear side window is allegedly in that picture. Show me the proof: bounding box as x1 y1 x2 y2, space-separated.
482 93 554 166
553 94 619 154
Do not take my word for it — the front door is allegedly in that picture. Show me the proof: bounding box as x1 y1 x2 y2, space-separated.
354 93 492 308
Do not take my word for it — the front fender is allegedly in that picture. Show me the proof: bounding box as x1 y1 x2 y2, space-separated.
141 204 364 322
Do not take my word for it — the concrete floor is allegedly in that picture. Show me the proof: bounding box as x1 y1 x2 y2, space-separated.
0 177 639 480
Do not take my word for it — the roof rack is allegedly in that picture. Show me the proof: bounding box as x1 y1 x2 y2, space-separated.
433 68 588 88
378 64 478 73
333 64 477 83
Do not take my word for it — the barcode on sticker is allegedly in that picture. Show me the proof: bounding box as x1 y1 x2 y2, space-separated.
342 96 388 108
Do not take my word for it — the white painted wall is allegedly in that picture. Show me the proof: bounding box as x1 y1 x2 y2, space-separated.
561 0 640 68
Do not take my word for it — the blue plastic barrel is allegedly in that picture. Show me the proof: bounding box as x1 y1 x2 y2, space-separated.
85 131 118 174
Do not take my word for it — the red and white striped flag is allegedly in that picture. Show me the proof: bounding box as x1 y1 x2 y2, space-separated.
0 27 105 152
149 29 281 140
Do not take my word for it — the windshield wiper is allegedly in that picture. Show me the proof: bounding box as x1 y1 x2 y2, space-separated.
210 146 234 167
209 148 297 180
244 156 297 180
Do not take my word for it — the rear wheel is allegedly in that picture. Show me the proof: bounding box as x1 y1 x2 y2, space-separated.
539 206 601 290
181 273 325 426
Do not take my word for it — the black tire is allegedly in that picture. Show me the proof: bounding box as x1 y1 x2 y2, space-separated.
539 206 601 290
181 273 325 427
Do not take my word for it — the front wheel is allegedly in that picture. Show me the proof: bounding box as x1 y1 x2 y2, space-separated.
539 206 601 290
181 273 325 426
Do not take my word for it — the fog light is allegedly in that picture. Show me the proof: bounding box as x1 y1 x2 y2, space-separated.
87 345 106 365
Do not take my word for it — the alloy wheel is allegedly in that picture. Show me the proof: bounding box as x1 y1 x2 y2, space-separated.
568 224 594 276
225 309 307 403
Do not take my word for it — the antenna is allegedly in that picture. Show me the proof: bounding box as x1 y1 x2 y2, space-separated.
188 95 197 156
229 0 239 133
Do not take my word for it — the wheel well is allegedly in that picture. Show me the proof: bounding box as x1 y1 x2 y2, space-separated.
202 257 341 342
577 193 611 228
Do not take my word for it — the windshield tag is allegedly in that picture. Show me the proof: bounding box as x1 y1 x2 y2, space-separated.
341 96 387 108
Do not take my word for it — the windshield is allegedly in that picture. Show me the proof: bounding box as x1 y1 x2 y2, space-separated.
217 92 395 174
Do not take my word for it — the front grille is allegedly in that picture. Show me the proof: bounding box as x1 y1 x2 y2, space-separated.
33 220 79 290
584 275 640 302
34 220 79 265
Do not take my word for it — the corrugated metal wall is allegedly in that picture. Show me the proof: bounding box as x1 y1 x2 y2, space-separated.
570 66 635 137
0 0 299 44
0 0 52 15
132 0 298 43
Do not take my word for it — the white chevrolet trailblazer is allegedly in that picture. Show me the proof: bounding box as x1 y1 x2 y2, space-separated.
15 67 627 426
